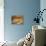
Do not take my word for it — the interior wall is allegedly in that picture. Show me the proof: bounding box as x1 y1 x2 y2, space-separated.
4 0 40 42
0 0 4 42
40 0 46 26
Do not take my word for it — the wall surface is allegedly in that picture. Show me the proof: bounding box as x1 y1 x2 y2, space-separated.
40 0 46 26
0 0 4 42
4 0 40 42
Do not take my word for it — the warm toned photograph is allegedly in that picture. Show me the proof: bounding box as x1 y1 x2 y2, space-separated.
11 16 24 24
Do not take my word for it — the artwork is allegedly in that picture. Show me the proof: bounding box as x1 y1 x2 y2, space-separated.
33 9 46 23
11 16 24 24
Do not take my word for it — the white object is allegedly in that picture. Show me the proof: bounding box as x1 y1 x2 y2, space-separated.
17 37 25 46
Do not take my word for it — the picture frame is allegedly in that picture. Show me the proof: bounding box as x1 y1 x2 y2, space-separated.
11 16 24 24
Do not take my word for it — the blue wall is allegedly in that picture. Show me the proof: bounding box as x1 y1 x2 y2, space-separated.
4 0 40 42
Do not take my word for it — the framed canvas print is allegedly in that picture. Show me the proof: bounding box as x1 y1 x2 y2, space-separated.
11 16 24 24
